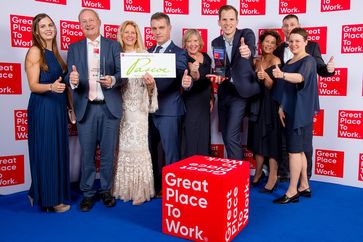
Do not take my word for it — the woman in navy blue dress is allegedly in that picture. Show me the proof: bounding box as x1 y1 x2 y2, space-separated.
272 28 319 204
182 29 213 157
25 13 70 212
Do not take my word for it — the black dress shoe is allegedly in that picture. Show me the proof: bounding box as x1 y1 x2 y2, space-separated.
273 193 299 204
79 197 95 212
298 188 312 198
251 172 265 187
259 182 278 194
100 192 116 207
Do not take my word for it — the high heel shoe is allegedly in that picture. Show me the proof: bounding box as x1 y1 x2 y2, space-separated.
53 204 71 213
259 182 278 194
27 195 34 207
298 187 312 198
273 193 299 204
251 172 265 187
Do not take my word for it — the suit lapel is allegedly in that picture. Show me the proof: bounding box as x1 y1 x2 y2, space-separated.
164 41 175 53
231 29 241 64
100 36 107 74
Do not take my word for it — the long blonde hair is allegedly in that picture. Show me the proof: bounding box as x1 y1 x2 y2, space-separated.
117 20 145 52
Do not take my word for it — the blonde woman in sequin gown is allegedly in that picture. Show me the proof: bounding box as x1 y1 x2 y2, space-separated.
112 21 158 205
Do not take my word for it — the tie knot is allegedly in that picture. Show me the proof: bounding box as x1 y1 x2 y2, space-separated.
155 45 163 53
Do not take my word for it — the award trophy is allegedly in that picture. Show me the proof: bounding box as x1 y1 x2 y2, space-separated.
213 47 226 77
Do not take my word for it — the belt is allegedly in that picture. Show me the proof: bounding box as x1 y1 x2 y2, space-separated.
88 99 105 104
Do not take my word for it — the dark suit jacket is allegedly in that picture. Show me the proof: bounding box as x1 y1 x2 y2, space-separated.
148 41 187 116
211 28 260 98
274 41 335 77
65 36 123 121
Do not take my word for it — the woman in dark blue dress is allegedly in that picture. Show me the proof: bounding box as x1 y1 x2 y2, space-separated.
182 29 213 157
25 13 70 212
272 28 319 204
247 30 282 192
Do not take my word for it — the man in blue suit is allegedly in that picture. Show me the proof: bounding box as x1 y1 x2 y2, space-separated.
65 9 123 212
209 5 259 160
148 12 190 195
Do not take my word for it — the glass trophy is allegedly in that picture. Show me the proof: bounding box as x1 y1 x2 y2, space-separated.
213 47 226 77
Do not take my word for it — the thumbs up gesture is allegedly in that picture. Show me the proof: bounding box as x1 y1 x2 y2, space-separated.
327 56 335 73
239 37 251 59
51 76 66 93
257 63 266 80
182 69 192 89
272 64 284 79
70 65 79 86
188 60 200 80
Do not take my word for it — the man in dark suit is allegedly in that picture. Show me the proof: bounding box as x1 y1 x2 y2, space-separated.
65 9 123 211
209 5 259 160
274 14 335 181
148 12 191 195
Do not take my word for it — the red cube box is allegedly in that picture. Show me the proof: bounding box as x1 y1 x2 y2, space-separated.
162 155 250 242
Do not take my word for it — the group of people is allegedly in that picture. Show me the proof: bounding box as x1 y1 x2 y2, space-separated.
25 4 335 213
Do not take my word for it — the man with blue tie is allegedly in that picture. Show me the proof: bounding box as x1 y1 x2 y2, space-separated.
208 5 260 160
65 8 123 211
148 12 190 196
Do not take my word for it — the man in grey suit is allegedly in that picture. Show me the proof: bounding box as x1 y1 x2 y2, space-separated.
65 9 123 212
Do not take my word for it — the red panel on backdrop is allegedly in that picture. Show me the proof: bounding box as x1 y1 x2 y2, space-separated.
104 24 119 41
305 26 327 54
14 110 28 141
60 20 84 51
35 0 67 4
164 0 189 15
201 0 227 15
240 0 266 15
124 0 150 12
337 110 363 139
321 0 350 12
341 24 363 53
182 28 208 53
318 68 348 96
313 109 324 137
10 15 32 48
279 0 306 14
82 0 110 10
0 63 22 95
144 27 156 49
0 155 25 187
359 153 363 181
315 149 344 178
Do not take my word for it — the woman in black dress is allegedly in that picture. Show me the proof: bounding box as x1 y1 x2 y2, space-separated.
272 27 319 204
182 29 213 157
248 30 282 192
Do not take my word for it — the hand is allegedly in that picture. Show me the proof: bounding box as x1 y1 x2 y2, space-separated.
142 72 155 86
182 69 192 89
257 63 266 80
327 56 335 73
239 37 251 59
188 61 200 80
206 74 226 84
97 75 112 88
51 77 66 93
272 64 284 79
278 106 285 127
70 65 79 86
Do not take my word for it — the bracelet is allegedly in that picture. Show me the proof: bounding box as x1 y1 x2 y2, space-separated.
282 72 286 79
49 84 53 92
